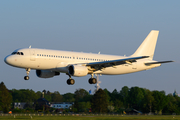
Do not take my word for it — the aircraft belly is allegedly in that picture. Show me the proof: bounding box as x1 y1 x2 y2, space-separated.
99 65 140 75
98 62 160 75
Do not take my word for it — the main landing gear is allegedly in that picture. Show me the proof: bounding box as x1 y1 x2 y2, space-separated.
89 74 97 84
24 68 31 80
66 74 75 85
66 74 97 85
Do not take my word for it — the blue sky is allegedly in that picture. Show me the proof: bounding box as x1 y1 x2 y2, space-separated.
1 0 180 94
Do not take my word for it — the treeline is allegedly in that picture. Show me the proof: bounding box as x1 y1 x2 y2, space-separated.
0 81 180 114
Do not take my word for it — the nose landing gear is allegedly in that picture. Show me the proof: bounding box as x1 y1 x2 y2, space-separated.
24 68 31 80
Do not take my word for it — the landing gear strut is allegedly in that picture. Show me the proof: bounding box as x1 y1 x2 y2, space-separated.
24 68 31 80
88 74 97 84
66 74 75 85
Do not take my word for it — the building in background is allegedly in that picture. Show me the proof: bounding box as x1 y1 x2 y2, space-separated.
13 102 27 109
51 102 74 109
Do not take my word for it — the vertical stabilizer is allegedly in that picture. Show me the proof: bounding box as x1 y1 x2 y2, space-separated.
131 30 159 60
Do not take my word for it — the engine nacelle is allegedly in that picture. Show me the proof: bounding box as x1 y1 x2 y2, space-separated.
69 65 88 77
36 70 60 78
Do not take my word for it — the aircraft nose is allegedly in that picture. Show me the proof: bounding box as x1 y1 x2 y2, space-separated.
4 55 12 65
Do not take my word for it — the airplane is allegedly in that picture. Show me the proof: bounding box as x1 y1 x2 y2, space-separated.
4 30 173 85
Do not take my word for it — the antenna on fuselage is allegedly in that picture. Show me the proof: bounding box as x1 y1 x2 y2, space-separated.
29 45 31 48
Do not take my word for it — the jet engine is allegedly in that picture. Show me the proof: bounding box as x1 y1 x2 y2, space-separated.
68 65 88 77
36 70 60 78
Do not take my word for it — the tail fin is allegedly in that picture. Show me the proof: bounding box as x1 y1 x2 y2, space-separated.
131 30 159 60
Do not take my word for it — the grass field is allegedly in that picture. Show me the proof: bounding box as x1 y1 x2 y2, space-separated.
0 114 179 120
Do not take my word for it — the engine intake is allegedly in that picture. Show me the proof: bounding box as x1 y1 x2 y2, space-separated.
69 65 88 77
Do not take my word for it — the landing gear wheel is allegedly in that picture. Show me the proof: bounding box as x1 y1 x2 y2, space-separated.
24 76 29 80
93 78 97 84
24 68 31 80
89 78 97 84
89 78 92 84
67 79 75 85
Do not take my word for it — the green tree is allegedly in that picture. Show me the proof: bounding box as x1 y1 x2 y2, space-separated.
74 89 89 112
11 89 38 103
152 90 168 114
91 89 108 113
163 94 179 114
74 89 89 102
42 90 51 101
113 99 124 113
103 89 111 103
111 89 119 101
36 91 43 98
142 89 154 113
78 102 91 113
128 86 144 111
0 82 12 113
51 91 63 102
63 93 75 102
119 86 129 108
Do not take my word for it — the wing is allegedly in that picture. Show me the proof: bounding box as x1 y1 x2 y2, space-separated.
86 56 149 71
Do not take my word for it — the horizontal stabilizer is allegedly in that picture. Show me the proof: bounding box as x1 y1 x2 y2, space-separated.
145 61 174 65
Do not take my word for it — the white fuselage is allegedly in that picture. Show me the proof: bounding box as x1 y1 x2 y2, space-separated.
4 48 160 76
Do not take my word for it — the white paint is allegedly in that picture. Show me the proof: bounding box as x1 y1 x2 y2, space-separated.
4 30 173 83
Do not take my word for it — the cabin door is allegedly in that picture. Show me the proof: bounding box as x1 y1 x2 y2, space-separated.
30 50 36 61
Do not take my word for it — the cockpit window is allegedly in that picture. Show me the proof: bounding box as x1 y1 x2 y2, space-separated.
11 52 24 55
11 52 16 55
